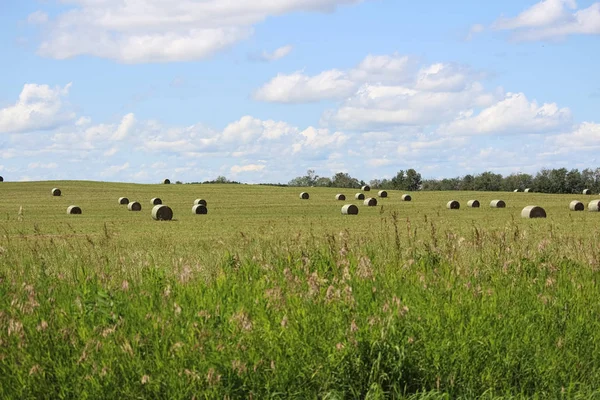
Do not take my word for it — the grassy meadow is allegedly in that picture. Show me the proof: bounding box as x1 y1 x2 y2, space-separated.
2 180 600 398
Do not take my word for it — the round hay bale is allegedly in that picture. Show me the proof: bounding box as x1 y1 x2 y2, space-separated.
524 188 532 193
118 197 129 205
588 200 600 212
128 201 142 211
355 193 365 200
67 205 81 215
163 179 171 184
467 200 480 208
401 194 412 201
335 194 346 201
361 185 371 192
583 189 592 195
152 204 173 221
341 204 359 215
378 190 388 198
513 189 520 192
570 200 584 211
447 200 460 210
364 198 377 207
192 204 208 214
299 192 309 200
0 176 3 182
52 188 61 196
521 205 546 219
490 200 506 208
151 197 162 205
194 199 207 206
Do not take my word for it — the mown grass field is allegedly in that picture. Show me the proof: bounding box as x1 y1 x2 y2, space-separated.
2 180 600 399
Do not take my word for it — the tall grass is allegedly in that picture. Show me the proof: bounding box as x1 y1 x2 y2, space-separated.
2 206 600 399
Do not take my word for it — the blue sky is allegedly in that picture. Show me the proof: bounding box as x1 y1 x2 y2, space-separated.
1 0 599 183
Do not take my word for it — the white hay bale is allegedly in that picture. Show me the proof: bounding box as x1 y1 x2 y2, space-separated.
128 201 142 211
151 197 162 205
52 188 61 196
194 199 207 206
341 204 359 215
521 205 546 218
364 198 377 207
378 190 388 198
67 205 81 215
513 189 520 192
583 189 592 195
118 197 129 205
588 200 600 212
447 200 460 210
299 192 309 200
152 204 173 221
355 193 365 200
490 200 506 208
192 204 208 215
570 200 584 211
467 200 480 208
361 185 371 192
163 179 171 184
335 194 346 201
401 194 412 201
524 188 532 193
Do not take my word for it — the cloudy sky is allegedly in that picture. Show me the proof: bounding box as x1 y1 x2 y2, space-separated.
1 0 599 183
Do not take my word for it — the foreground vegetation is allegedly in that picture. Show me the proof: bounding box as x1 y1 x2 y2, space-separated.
2 181 600 398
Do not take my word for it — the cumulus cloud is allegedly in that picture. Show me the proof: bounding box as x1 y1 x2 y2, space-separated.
0 83 75 134
32 0 365 63
231 164 266 173
251 45 293 62
489 0 600 41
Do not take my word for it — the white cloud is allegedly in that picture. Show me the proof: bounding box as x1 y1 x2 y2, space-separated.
230 164 266 173
28 162 58 169
254 45 293 62
0 83 75 134
254 69 356 103
466 23 485 40
33 0 365 63
27 11 49 25
111 113 136 141
548 122 600 150
101 162 130 177
490 0 600 41
439 92 572 136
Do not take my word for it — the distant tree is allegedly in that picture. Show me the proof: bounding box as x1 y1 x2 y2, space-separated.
405 169 422 191
460 174 475 191
289 169 319 187
315 177 332 187
331 172 361 188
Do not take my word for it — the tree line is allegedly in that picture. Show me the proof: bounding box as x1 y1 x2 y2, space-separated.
287 168 600 194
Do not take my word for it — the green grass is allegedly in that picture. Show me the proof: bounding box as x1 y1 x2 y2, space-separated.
2 181 600 399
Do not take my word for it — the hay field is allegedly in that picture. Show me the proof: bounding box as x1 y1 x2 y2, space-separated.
1 181 600 398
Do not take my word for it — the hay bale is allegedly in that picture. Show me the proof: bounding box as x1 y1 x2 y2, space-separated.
570 200 584 211
335 194 346 201
341 204 359 215
67 205 81 215
364 198 377 207
128 201 142 211
513 189 520 192
447 200 460 210
0 176 3 182
467 200 480 208
194 199 207 206
118 197 129 205
583 189 592 195
378 190 388 198
299 192 309 200
490 200 506 208
163 179 171 184
355 193 365 200
192 204 208 214
521 205 546 218
152 204 173 221
361 185 371 192
524 188 532 193
151 197 162 205
402 194 412 201
52 188 61 196
588 200 600 212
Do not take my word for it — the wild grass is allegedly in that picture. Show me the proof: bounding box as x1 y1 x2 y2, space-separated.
1 181 600 398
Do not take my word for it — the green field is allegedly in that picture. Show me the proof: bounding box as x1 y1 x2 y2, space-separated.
2 181 600 399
